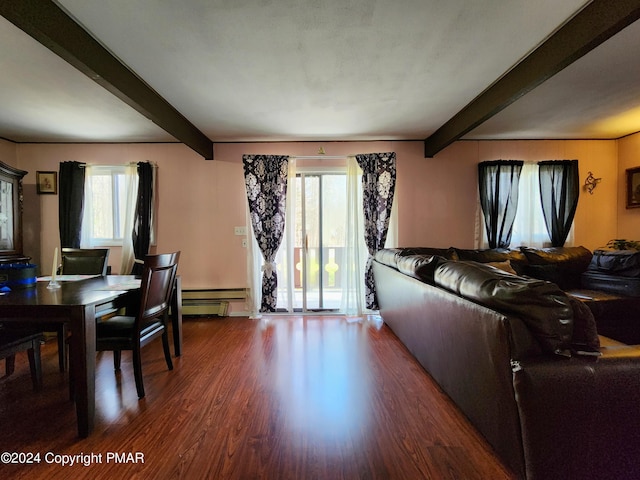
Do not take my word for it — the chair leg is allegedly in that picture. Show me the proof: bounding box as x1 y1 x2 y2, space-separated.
132 345 145 398
5 354 16 375
113 351 121 370
57 325 68 372
162 330 173 371
27 340 43 391
69 369 75 401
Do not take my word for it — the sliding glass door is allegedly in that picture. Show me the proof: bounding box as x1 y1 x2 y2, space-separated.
249 155 394 316
294 172 346 311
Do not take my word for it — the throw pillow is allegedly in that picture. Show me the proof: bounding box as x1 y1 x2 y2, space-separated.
521 246 593 290
485 260 518 275
454 248 528 275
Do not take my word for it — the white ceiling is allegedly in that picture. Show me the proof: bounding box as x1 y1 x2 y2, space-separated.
1 0 639 150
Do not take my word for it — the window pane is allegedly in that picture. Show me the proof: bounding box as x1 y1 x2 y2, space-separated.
322 175 346 247
89 174 114 239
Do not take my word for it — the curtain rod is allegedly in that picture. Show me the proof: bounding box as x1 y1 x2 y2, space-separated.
290 155 350 160
77 162 158 168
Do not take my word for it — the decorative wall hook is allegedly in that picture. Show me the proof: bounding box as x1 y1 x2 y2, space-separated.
584 171 602 194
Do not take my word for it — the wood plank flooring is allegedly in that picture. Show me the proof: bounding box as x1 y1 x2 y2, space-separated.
0 316 515 479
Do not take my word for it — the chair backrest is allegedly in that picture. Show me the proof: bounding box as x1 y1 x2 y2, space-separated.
61 248 110 275
137 252 180 324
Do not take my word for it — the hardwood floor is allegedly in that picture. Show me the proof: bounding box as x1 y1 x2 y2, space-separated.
0 316 515 479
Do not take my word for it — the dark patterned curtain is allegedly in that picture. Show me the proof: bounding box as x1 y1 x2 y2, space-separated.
538 160 580 247
478 160 523 249
131 161 154 275
58 161 85 248
356 152 396 310
243 155 289 312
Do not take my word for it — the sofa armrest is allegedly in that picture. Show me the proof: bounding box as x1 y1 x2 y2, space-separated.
513 346 640 479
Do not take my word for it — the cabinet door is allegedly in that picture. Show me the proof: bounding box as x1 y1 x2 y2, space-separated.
0 161 28 263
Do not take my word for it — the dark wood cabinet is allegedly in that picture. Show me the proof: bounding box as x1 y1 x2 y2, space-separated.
0 161 29 264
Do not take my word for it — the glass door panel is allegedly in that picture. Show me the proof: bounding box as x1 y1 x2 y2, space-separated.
293 173 346 312
321 175 346 310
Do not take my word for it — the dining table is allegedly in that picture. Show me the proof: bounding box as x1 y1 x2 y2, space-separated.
0 274 183 437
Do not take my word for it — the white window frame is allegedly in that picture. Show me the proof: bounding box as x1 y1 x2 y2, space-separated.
81 164 158 248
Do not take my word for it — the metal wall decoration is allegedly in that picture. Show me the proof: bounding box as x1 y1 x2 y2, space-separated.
583 171 601 194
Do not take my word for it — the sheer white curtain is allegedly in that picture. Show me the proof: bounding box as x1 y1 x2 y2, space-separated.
119 163 139 274
341 157 367 316
80 165 95 248
274 158 297 313
510 162 547 248
245 206 261 318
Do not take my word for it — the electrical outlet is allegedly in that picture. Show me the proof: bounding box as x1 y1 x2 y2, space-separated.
234 226 247 236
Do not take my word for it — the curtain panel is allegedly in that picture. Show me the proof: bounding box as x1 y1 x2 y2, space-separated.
131 161 154 275
538 160 580 247
243 155 289 312
119 164 139 275
340 156 366 316
58 161 85 248
355 152 396 310
478 160 523 249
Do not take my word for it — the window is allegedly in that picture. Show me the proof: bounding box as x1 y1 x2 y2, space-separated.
81 165 142 247
478 162 574 249
85 166 127 243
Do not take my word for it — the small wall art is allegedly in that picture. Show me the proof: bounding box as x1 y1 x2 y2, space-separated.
36 171 58 195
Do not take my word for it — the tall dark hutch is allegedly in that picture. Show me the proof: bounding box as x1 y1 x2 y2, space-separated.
0 161 29 264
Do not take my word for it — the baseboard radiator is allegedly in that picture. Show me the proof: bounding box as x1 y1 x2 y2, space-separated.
181 288 247 317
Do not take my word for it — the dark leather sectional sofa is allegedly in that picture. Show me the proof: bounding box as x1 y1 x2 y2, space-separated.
373 245 640 480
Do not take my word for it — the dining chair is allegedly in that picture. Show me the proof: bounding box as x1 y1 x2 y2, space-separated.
1 327 45 391
95 251 180 398
60 248 110 276
50 248 110 372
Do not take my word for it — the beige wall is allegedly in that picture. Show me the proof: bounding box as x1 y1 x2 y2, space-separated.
11 137 622 313
0 139 17 167
393 138 619 251
617 132 640 240
476 139 619 251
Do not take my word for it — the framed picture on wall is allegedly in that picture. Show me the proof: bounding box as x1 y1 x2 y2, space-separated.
36 171 57 195
626 167 640 208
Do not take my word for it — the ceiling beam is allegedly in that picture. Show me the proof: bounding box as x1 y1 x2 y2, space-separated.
0 0 214 159
423 0 640 158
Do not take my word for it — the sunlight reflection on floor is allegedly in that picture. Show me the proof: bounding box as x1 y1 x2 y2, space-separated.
254 316 375 453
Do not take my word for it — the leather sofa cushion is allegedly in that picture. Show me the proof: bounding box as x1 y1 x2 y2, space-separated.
396 255 447 284
374 247 457 270
434 260 573 356
566 296 600 355
520 246 593 290
520 245 593 266
374 249 404 269
397 247 459 260
581 271 640 297
588 249 640 277
453 248 528 275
